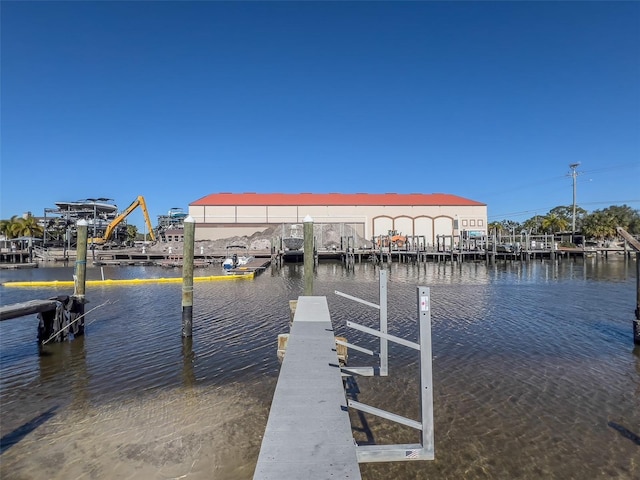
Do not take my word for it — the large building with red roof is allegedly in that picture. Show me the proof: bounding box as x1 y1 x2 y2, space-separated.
189 192 486 246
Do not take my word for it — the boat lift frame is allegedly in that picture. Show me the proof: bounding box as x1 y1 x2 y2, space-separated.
335 270 388 377
335 270 435 462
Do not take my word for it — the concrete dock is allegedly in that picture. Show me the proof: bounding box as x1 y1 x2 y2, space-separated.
254 296 361 479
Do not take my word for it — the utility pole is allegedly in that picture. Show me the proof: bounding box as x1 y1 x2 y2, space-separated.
569 163 580 236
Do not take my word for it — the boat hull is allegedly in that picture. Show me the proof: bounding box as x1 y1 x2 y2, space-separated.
283 237 304 250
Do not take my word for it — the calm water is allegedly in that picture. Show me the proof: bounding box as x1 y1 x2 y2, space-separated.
1 258 638 479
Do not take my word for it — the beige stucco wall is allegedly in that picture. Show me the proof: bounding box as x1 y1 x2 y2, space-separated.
267 206 298 223
194 224 272 241
190 203 487 245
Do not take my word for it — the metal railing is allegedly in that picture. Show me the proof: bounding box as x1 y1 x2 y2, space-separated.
335 271 435 462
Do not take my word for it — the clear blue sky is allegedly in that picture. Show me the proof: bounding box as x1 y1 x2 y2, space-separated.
1 1 638 230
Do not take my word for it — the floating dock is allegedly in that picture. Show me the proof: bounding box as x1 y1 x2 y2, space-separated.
227 257 271 275
0 262 38 269
254 296 361 479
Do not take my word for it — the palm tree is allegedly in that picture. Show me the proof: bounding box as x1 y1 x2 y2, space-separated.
548 205 587 230
487 222 503 235
522 215 544 234
541 213 569 233
0 218 11 239
10 215 44 238
4 216 22 239
582 210 618 240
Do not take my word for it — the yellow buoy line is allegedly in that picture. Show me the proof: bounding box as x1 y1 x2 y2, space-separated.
1 272 254 288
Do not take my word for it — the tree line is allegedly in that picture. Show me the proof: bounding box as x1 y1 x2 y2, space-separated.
488 204 640 240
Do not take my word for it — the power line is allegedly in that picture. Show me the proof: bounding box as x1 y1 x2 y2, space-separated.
473 162 636 200
580 199 640 206
580 162 639 175
472 175 567 198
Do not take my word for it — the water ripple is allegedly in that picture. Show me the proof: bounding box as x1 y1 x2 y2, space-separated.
1 259 638 479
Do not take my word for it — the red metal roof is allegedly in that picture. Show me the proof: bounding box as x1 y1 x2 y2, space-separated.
191 193 485 207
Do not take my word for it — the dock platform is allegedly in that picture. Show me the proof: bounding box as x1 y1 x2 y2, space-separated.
254 296 361 479
0 299 59 321
0 262 38 269
229 257 271 275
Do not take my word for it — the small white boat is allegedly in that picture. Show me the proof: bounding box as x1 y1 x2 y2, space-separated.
222 257 235 272
222 245 253 273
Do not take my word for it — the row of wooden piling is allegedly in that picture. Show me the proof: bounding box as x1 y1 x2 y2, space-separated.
4 217 638 346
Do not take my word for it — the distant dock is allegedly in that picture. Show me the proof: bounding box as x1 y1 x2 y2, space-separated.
0 262 38 269
2 241 634 269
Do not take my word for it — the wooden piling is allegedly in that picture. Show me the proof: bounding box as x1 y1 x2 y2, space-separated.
182 336 195 387
75 220 88 301
616 227 640 344
71 220 88 336
182 216 195 337
635 252 640 345
303 215 314 296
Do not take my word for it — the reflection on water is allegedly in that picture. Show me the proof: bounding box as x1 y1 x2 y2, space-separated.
1 257 639 479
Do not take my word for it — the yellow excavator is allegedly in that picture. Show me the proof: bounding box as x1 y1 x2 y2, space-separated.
88 196 156 246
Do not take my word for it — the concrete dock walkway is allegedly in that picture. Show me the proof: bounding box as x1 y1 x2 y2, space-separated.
253 296 361 479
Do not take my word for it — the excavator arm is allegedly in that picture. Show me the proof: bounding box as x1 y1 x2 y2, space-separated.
90 196 156 244
138 196 156 242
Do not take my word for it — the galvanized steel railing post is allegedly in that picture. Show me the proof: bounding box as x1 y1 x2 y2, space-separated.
418 286 435 454
379 270 388 376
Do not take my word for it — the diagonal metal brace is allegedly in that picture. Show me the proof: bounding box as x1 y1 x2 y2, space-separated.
335 290 381 310
335 339 377 356
347 320 420 351
348 399 422 430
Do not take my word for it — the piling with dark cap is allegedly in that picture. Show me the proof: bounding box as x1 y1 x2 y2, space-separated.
303 215 314 296
182 216 195 337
